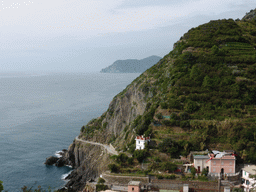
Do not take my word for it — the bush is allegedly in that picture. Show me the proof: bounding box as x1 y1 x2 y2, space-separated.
98 178 105 184
165 174 176 179
198 176 208 181
116 153 129 164
103 122 108 129
0 181 3 192
128 144 136 153
108 164 119 173
133 150 147 163
161 162 177 173
96 184 108 192
156 175 164 179
211 45 219 55
180 120 190 128
170 112 179 120
184 100 200 113
162 120 171 126
191 167 197 177
128 157 134 165
180 112 190 120
156 113 163 119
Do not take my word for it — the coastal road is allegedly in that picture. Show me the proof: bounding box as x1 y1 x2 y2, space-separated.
75 136 118 155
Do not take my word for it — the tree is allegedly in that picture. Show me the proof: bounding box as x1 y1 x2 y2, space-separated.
96 184 108 192
202 75 213 89
0 181 3 192
108 164 119 173
133 150 147 163
211 45 219 55
156 113 163 119
184 100 199 113
191 167 197 178
98 178 105 184
161 162 177 173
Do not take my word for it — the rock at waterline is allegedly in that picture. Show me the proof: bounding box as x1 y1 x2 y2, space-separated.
44 156 59 165
55 158 65 167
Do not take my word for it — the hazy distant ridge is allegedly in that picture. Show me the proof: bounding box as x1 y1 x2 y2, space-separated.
100 55 162 73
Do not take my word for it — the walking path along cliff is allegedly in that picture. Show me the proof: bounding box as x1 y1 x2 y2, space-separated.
75 136 119 155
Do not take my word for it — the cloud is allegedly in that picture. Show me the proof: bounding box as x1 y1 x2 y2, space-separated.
1 0 252 37
1 0 256 71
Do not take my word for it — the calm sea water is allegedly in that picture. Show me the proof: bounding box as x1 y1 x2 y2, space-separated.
0 72 140 191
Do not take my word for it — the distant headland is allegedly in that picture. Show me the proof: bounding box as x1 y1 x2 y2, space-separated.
100 55 162 73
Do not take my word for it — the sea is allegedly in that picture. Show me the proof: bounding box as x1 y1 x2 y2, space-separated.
0 72 140 192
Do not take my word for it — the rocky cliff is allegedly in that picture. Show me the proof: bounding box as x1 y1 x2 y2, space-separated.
100 55 161 73
60 79 150 191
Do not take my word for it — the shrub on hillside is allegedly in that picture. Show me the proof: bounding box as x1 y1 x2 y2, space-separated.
96 184 108 192
133 150 148 163
161 162 177 173
156 113 163 119
108 164 119 173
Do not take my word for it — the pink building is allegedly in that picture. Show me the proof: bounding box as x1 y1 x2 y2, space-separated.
128 181 141 192
208 150 236 176
192 150 236 176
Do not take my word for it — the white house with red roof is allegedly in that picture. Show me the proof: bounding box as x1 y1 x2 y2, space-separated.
135 136 150 150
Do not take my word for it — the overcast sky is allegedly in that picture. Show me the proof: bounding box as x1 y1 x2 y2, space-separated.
1 0 256 72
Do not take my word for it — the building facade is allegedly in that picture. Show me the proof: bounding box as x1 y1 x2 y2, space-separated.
192 150 236 176
135 136 150 150
193 155 211 173
128 181 141 192
242 165 256 191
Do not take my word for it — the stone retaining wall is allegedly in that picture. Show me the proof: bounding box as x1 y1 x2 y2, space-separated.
102 173 149 185
102 173 233 192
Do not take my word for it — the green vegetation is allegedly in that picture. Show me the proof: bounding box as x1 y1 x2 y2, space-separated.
96 178 108 192
82 10 256 177
0 181 3 192
108 163 119 173
133 17 256 163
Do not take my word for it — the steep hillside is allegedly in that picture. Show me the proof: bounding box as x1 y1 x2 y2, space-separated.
100 55 162 73
63 10 256 191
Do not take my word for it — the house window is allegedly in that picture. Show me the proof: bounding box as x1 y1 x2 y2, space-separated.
213 168 216 172
213 161 216 165
138 141 140 144
246 180 250 185
229 169 232 173
244 171 246 176
229 161 232 165
221 161 224 165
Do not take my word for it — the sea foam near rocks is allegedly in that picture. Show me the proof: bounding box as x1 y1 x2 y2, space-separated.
61 170 73 180
55 151 63 158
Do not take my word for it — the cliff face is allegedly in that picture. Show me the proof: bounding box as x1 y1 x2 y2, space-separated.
63 141 112 191
62 80 149 191
102 83 147 137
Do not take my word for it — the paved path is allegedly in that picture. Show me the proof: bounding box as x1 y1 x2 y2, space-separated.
75 136 118 155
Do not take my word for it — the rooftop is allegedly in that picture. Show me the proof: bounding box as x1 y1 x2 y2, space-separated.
212 150 235 159
242 165 256 174
128 181 141 186
193 155 209 159
135 136 150 140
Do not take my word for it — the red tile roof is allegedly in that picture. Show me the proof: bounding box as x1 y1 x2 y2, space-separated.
136 136 150 140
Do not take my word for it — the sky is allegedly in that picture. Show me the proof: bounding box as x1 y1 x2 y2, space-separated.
1 0 256 72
